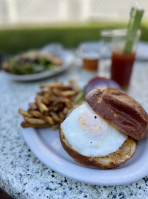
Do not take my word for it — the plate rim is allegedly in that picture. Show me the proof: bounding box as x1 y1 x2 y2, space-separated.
3 50 73 81
21 124 148 186
20 91 148 186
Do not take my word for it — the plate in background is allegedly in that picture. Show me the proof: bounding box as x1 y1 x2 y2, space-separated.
3 50 74 81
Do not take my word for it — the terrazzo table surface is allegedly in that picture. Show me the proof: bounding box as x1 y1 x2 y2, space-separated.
0 62 148 199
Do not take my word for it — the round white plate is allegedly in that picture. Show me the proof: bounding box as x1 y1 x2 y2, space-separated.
21 110 148 186
4 50 74 81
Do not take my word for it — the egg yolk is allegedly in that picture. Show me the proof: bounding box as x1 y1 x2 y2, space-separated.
79 111 106 134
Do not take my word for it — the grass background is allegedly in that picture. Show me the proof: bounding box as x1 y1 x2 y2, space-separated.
0 22 148 55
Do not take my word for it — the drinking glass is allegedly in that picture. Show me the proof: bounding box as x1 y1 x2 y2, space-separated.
99 30 113 77
79 42 100 72
100 29 141 89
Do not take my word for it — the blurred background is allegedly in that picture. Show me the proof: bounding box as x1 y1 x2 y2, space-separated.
0 0 148 55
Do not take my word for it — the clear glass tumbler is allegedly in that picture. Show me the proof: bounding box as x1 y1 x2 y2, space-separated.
100 29 141 89
99 30 113 77
79 42 100 72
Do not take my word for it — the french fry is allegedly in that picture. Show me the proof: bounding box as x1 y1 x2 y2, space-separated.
63 98 73 109
19 80 81 129
43 116 55 125
69 80 80 92
52 88 76 98
28 110 41 117
52 88 64 97
59 111 65 120
29 102 38 110
49 96 65 103
36 96 49 114
40 82 71 90
63 107 68 114
43 92 50 98
18 109 32 118
28 110 55 125
48 96 73 108
49 96 60 102
52 124 60 130
50 112 62 123
40 82 62 88
61 90 76 97
24 117 47 124
42 97 50 105
52 89 76 98
21 121 51 128
41 92 50 104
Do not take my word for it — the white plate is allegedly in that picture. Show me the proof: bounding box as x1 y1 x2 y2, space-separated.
4 50 74 81
21 108 148 186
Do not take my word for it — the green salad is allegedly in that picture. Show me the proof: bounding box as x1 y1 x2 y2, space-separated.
2 51 63 75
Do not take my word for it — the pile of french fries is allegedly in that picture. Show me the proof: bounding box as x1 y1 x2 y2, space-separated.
19 81 80 129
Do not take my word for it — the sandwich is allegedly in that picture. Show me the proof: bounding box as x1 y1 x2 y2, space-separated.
60 87 148 169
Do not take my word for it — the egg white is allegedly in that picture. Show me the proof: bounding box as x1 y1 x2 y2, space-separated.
61 102 127 157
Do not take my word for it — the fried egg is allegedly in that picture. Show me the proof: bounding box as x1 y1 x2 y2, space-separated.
61 102 127 157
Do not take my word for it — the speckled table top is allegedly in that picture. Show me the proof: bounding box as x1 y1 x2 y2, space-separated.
0 62 148 199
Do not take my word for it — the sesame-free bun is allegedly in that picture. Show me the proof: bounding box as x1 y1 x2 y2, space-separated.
59 87 147 169
60 128 137 169
86 88 148 140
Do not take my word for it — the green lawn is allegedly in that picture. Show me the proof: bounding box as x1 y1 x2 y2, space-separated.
0 22 147 55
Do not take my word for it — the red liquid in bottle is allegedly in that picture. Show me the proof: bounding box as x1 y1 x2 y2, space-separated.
111 50 136 89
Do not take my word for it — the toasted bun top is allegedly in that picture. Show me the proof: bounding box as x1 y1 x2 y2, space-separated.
86 87 148 140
